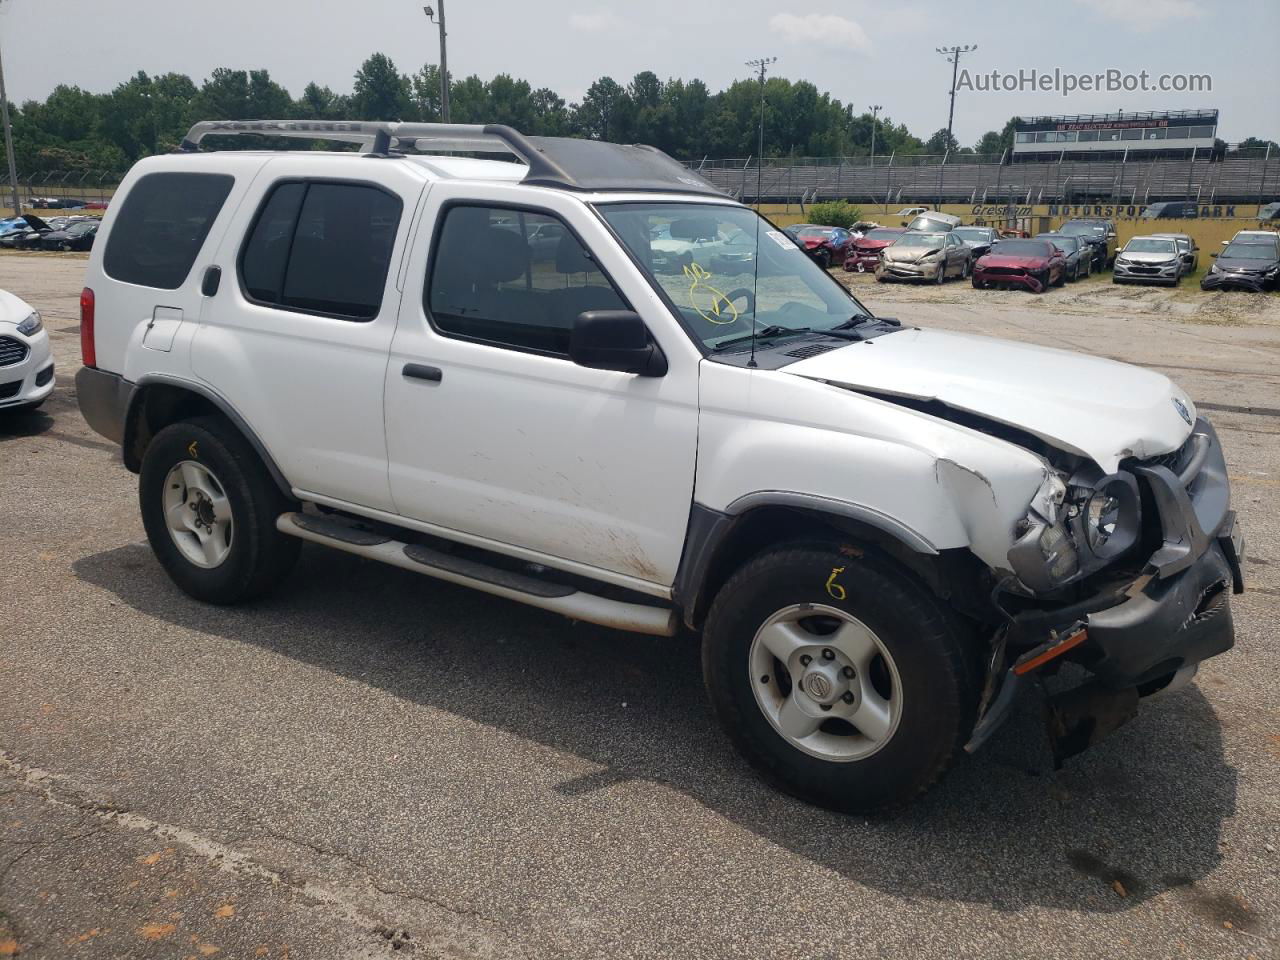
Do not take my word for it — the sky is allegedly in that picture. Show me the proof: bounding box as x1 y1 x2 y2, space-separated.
1 0 1277 150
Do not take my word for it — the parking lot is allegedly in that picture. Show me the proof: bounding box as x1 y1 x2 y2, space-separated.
2 252 1278 958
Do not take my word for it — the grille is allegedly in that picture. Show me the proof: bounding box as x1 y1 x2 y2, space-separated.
35 363 54 386
1142 434 1194 472
0 380 20 400
0 336 29 367
784 342 840 359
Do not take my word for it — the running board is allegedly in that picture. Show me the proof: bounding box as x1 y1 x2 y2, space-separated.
276 513 676 636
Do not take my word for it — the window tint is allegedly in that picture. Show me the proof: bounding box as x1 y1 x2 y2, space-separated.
240 181 402 320
426 205 627 355
104 172 233 289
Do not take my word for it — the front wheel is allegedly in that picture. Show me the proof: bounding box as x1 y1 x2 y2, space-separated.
139 416 300 604
702 544 980 813
816 249 831 270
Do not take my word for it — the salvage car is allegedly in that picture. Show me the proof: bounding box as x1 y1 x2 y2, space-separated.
1113 236 1185 286
41 218 99 251
876 230 970 284
76 119 1245 814
1058 218 1117 270
842 226 905 272
1150 233 1199 275
787 224 855 269
1201 239 1280 291
0 289 54 411
951 226 997 260
971 238 1067 292
904 211 960 233
1035 233 1091 281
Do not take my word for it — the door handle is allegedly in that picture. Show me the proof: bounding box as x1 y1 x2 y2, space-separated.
402 363 443 383
201 265 222 297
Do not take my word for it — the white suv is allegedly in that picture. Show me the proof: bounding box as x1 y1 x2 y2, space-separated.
77 120 1245 812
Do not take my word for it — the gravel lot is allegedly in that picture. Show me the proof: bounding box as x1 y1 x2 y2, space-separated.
2 253 1278 959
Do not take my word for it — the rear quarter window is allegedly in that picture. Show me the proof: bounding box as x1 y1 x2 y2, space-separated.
103 172 234 289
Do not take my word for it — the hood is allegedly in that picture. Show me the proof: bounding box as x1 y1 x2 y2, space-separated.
1215 254 1278 273
783 328 1194 472
885 244 940 262
854 237 897 251
21 214 51 232
977 253 1047 269
1119 250 1179 265
801 237 831 249
0 288 36 325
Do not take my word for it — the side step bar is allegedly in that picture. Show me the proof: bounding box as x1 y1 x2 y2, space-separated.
276 513 676 637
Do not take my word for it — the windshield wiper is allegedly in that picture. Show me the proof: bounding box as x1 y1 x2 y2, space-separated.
712 325 810 351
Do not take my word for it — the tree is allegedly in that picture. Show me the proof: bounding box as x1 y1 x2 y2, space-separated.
410 66 444 122
576 77 625 140
294 82 345 121
352 53 409 120
530 88 569 136
924 127 960 155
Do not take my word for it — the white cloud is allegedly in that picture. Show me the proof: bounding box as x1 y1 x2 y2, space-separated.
768 13 872 53
569 12 622 33
1073 0 1203 30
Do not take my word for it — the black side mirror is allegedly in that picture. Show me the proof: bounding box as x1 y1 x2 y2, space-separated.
569 311 667 377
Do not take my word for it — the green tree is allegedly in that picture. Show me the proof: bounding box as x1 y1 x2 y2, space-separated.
576 77 625 140
924 127 960 154
352 53 410 120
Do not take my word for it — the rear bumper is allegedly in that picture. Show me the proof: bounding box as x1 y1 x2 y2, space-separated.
76 366 133 444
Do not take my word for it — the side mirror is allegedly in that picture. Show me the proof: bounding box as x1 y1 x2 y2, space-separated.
569 311 667 377
1210 251 1218 258
900 221 908 227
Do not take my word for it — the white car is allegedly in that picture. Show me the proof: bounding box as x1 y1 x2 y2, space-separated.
0 288 54 411
76 120 1244 813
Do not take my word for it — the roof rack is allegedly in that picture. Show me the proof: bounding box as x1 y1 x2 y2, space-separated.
178 120 725 197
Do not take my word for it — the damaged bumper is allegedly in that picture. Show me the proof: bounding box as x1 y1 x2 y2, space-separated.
877 260 942 282
968 417 1244 757
1200 270 1274 292
972 266 1046 292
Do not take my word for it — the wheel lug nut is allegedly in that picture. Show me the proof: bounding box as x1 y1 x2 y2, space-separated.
821 648 835 661
842 691 855 704
842 666 854 678
799 654 812 666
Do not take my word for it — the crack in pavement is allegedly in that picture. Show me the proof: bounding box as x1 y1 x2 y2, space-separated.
0 750 520 957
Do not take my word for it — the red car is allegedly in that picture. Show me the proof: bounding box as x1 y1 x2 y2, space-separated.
971 239 1067 293
843 227 907 273
784 224 855 269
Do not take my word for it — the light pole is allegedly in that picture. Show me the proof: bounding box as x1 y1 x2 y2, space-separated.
745 56 776 210
0 2 22 216
868 104 882 168
935 44 976 150
423 4 450 122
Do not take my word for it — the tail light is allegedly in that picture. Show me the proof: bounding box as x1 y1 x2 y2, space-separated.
79 286 96 368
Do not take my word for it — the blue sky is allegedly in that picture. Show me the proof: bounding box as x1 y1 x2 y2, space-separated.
2 0 1276 148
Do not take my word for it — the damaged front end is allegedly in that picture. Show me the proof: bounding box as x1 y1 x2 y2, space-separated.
968 417 1244 763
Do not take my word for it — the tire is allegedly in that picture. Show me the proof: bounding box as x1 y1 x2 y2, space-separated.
139 416 300 604
962 258 971 279
1053 268 1066 288
816 250 831 270
934 263 945 285
971 277 984 289
702 543 980 814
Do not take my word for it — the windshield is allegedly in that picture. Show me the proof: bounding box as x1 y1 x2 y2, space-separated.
596 202 873 350
1060 222 1106 237
795 226 835 238
991 240 1052 256
893 232 946 247
862 228 902 242
952 228 992 243
67 221 95 235
1221 243 1277 260
1039 235 1077 253
1124 238 1178 254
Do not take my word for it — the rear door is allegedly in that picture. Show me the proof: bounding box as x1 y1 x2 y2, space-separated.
192 158 426 511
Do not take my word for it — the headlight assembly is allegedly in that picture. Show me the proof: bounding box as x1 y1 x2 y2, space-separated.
1068 473 1141 564
16 311 42 336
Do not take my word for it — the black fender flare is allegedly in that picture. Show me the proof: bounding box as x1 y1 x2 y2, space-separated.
124 374 293 499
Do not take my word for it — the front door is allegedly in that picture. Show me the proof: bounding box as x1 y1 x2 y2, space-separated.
384 186 700 591
193 158 425 511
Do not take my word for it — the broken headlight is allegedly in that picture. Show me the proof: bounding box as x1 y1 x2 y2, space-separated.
1007 470 1141 594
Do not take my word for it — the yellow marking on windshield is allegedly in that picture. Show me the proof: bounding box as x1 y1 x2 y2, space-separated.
682 262 740 325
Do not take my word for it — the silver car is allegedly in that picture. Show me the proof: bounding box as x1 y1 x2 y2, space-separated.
876 231 970 284
1151 232 1199 275
1113 236 1184 286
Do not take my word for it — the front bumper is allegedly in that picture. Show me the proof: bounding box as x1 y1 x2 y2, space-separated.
1200 269 1274 292
877 259 941 281
1114 260 1180 284
843 252 881 272
0 329 55 409
973 266 1045 292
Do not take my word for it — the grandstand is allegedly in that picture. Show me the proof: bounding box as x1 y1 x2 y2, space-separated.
688 145 1278 207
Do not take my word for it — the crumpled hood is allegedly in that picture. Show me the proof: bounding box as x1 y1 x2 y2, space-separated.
784 328 1195 472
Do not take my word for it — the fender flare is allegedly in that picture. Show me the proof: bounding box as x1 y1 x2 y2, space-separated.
672 492 940 628
124 374 293 499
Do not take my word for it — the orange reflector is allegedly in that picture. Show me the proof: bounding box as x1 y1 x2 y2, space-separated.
1013 628 1088 676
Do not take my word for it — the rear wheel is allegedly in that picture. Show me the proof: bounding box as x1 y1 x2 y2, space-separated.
702 543 980 813
139 416 300 604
